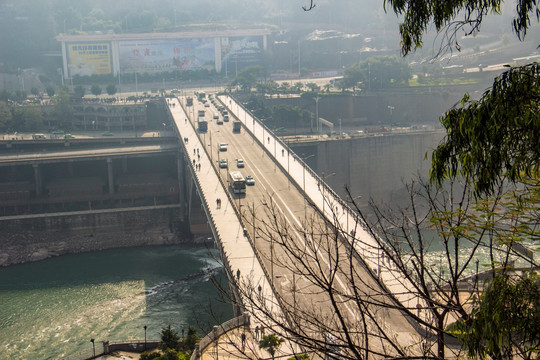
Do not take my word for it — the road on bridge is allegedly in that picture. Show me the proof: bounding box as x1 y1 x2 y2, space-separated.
180 95 423 359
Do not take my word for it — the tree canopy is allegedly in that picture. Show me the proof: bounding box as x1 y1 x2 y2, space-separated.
385 0 540 55
430 62 540 196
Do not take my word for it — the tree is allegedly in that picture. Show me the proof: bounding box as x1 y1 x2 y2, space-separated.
456 272 540 360
385 0 540 56
106 83 117 96
259 334 284 360
231 66 264 92
0 101 12 130
73 85 85 98
159 325 181 351
50 86 73 130
20 106 43 131
181 326 200 353
30 87 39 97
430 63 540 196
305 82 319 92
342 57 411 91
90 84 102 97
46 86 55 98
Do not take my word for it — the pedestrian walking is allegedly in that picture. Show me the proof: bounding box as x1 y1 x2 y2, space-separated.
193 149 196 155
241 333 246 351
254 326 259 340
198 154 200 161
197 148 199 155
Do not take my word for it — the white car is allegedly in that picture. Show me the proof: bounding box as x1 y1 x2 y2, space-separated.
245 175 255 185
219 159 228 168
219 143 228 151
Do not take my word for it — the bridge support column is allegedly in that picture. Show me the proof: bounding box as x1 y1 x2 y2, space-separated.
106 157 114 194
32 163 42 197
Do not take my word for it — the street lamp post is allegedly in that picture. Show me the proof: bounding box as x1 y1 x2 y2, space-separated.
90 338 95 357
144 325 147 350
314 96 321 133
321 171 336 217
302 154 315 219
251 201 267 252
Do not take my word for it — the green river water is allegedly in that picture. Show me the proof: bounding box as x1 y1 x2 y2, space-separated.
0 245 232 360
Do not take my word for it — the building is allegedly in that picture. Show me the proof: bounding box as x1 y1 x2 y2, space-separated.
56 29 270 81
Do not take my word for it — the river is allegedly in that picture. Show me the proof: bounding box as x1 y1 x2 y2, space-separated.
0 245 232 360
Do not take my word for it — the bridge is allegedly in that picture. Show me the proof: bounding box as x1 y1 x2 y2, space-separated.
168 95 425 359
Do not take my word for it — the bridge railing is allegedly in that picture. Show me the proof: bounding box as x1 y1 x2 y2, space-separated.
173 97 284 320
224 95 395 279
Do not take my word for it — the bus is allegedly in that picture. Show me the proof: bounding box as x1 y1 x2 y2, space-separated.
198 117 208 132
228 171 246 194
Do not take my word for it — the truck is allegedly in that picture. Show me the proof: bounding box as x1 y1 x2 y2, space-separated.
197 117 208 132
233 121 241 133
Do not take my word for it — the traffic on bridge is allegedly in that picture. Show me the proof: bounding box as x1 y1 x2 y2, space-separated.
168 93 430 360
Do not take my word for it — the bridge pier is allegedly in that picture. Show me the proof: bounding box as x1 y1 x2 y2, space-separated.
106 157 114 194
32 163 42 197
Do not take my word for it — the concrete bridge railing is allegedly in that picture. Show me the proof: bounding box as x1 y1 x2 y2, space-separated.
190 313 250 360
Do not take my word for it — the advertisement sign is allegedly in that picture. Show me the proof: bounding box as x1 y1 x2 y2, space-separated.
118 39 215 72
221 36 263 70
66 42 112 76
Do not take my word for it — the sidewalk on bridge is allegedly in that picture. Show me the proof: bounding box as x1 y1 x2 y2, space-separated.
169 98 279 355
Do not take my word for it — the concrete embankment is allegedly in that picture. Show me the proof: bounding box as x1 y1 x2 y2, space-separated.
0 205 197 267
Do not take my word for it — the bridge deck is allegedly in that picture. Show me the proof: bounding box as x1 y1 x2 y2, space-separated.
170 95 425 358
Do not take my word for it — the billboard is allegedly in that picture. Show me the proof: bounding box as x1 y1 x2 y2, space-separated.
221 36 263 71
118 39 215 73
66 42 112 76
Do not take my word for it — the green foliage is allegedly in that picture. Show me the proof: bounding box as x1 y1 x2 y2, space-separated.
50 87 73 130
271 104 311 127
385 0 539 55
159 325 181 351
73 85 85 98
106 83 117 96
181 326 200 353
342 56 411 91
0 101 12 130
30 87 39 96
456 272 540 360
430 63 540 196
90 84 102 97
259 334 284 360
46 86 55 97
141 351 161 360
231 66 264 92
288 353 309 360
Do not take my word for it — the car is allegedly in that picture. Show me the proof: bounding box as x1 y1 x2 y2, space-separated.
217 119 223 125
52 129 65 135
171 89 180 94
204 103 210 107
101 131 114 136
245 175 255 185
219 159 228 168
219 143 228 151
236 159 245 168
64 134 75 139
